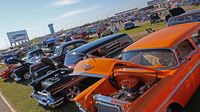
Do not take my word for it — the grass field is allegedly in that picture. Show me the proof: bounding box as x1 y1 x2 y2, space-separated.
0 79 79 112
1 5 200 112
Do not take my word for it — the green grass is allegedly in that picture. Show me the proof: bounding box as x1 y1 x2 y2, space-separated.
0 79 78 112
119 22 166 35
182 5 200 11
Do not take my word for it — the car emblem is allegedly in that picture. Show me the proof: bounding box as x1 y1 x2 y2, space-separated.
82 64 94 71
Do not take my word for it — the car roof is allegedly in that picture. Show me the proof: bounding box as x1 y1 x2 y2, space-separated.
180 9 200 16
71 33 128 53
59 39 87 47
124 21 133 24
170 9 200 20
124 22 200 52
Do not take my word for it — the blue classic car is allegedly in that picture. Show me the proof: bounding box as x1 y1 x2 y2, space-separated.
123 21 135 30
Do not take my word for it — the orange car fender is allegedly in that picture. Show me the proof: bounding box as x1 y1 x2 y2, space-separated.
73 78 107 111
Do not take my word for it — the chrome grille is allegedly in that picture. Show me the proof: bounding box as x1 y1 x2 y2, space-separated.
96 101 122 112
94 94 129 112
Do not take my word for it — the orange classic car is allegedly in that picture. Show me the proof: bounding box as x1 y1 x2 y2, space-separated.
71 22 200 112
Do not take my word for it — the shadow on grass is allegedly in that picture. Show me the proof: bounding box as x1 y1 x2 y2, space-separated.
2 77 32 86
124 26 141 31
134 26 141 29
3 78 15 83
16 79 32 86
39 102 79 112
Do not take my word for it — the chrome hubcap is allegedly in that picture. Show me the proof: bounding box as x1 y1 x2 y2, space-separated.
10 72 16 79
24 73 31 80
66 86 81 101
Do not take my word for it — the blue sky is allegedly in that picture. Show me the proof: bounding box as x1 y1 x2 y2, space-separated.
0 0 149 49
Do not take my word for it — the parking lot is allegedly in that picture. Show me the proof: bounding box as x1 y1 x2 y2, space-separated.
0 20 199 112
0 21 166 112
1 3 200 112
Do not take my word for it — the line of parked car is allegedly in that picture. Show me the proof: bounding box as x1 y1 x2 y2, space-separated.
1 9 200 112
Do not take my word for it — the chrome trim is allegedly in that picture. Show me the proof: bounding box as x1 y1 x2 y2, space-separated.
94 94 129 112
31 92 64 107
94 94 129 105
69 72 107 78
96 101 122 112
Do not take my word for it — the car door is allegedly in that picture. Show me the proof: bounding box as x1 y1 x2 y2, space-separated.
190 30 200 89
174 40 197 104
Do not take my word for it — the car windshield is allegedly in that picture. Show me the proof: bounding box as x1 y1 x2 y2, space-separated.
168 13 200 26
27 50 45 60
64 52 86 65
28 57 41 64
122 49 177 68
53 46 62 56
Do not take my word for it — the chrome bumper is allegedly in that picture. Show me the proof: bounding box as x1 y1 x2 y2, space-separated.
31 92 64 108
11 73 21 81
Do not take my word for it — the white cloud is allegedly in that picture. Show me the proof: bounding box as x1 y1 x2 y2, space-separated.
53 6 100 20
51 0 81 7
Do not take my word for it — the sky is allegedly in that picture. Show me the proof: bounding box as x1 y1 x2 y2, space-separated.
0 0 149 50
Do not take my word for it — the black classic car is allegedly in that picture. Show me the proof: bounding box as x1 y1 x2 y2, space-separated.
29 33 134 107
10 49 45 81
165 7 185 22
168 9 200 26
29 40 87 80
149 13 161 24
51 39 87 63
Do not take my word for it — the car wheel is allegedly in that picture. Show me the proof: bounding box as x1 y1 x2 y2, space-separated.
166 107 172 112
10 72 16 79
166 104 184 112
23 72 31 80
66 86 81 101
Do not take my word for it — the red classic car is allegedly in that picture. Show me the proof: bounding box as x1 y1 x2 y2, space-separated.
71 32 89 41
0 64 18 79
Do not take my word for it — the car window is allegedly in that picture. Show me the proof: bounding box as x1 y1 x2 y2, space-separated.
192 30 200 47
122 49 177 68
64 53 86 65
176 40 194 62
118 35 133 46
89 36 132 58
63 44 76 54
53 46 62 56
90 46 107 57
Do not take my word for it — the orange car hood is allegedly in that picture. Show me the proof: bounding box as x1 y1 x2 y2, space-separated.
73 58 162 77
